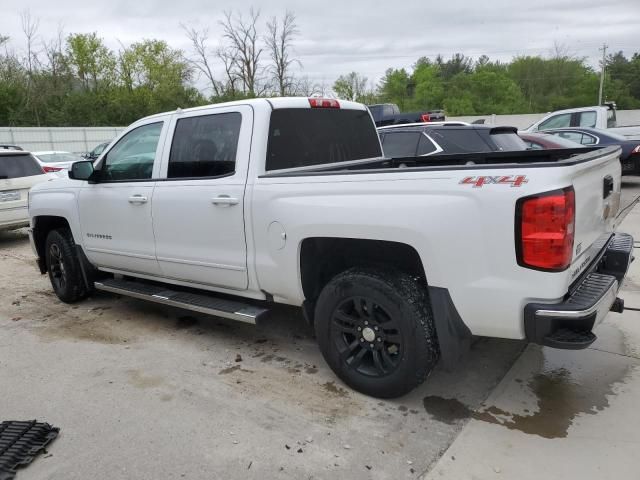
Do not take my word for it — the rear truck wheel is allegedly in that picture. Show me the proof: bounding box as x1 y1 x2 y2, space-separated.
314 267 439 398
45 228 87 303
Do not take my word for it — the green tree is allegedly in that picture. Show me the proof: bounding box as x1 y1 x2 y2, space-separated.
378 68 411 109
66 33 116 91
408 62 443 111
333 71 368 101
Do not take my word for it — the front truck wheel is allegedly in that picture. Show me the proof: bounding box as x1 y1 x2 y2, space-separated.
314 267 439 398
45 228 88 303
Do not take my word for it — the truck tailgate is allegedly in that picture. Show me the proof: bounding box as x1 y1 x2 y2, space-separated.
568 146 622 279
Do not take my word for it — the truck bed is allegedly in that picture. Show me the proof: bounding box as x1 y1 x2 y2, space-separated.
262 146 619 177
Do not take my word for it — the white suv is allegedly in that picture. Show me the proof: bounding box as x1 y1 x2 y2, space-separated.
1 149 49 232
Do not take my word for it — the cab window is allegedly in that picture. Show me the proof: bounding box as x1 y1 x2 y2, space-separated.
168 112 241 178
100 123 163 181
578 111 597 127
538 113 571 130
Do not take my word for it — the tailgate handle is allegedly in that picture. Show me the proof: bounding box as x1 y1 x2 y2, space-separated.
603 176 614 199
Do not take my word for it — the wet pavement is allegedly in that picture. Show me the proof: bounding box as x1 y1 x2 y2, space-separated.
424 195 640 479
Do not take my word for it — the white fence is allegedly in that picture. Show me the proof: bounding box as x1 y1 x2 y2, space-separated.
2 109 640 152
0 127 125 154
449 109 640 130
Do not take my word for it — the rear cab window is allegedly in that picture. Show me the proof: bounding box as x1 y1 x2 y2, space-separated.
578 111 597 127
168 113 241 178
266 108 381 171
0 153 43 179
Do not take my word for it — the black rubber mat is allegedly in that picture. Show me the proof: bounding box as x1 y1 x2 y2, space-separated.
0 421 59 480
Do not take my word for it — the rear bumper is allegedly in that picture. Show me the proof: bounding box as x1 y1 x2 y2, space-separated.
524 232 633 349
0 206 29 231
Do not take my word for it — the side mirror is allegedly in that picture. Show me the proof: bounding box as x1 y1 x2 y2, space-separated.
69 160 95 181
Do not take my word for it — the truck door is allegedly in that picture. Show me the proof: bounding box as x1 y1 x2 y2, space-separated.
78 120 168 276
152 105 252 290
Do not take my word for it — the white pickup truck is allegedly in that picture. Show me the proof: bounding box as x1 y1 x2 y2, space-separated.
28 97 633 398
525 103 640 139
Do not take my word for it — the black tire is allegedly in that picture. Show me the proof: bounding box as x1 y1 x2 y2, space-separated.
314 267 439 398
45 228 87 303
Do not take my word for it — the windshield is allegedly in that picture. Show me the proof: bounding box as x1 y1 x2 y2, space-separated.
36 152 83 163
0 154 43 179
266 108 381 171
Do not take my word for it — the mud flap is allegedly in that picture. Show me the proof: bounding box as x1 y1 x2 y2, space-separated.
428 287 473 370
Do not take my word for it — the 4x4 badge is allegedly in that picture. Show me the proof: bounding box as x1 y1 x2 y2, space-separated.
460 175 528 188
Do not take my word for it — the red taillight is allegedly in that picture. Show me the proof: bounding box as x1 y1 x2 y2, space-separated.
516 187 575 271
421 114 431 122
42 166 63 173
308 98 340 109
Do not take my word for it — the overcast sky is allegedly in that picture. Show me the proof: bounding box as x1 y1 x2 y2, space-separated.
2 0 639 91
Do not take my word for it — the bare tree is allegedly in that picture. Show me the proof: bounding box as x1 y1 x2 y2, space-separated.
20 10 40 78
42 23 66 81
217 46 239 97
20 10 41 124
265 11 300 96
181 24 221 97
219 8 263 96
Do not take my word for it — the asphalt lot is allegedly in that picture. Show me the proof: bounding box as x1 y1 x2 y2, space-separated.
1 177 639 479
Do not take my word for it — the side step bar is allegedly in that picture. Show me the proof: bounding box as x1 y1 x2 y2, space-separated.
94 278 269 324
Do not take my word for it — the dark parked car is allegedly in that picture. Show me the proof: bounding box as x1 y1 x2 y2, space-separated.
84 142 110 160
543 127 640 175
368 103 445 127
378 124 528 159
519 132 584 150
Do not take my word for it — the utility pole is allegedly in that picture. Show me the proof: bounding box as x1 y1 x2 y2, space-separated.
598 43 608 105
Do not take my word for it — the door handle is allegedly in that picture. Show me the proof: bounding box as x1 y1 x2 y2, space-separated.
212 195 239 206
128 195 148 204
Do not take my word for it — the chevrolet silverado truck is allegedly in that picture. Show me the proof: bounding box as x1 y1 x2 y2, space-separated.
28 97 633 398
525 103 640 140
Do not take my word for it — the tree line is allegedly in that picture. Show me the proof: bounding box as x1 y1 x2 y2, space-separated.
0 9 313 126
1 9 639 127
335 49 640 116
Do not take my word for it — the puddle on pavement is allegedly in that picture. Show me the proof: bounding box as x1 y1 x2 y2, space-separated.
423 396 473 425
424 338 634 438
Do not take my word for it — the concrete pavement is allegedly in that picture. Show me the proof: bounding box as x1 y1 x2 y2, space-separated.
2 180 639 480
423 196 640 479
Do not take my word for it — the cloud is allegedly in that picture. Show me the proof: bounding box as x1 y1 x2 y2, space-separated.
2 0 638 86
